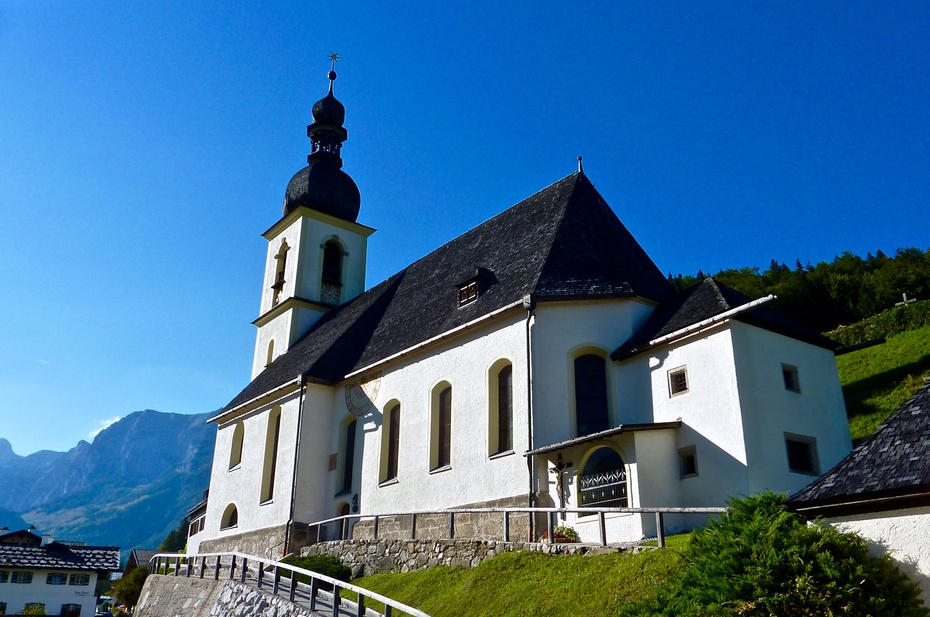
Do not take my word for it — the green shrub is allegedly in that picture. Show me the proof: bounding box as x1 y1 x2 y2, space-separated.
622 493 929 616
826 299 930 347
280 554 351 589
22 603 46 615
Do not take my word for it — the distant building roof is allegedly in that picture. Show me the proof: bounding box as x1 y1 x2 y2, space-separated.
0 541 120 571
125 549 158 573
612 277 837 360
220 172 672 414
786 382 930 517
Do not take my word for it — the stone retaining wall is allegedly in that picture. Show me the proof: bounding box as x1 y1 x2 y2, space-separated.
302 538 633 577
136 575 322 617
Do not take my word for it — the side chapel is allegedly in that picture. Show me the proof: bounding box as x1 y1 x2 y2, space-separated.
189 68 853 557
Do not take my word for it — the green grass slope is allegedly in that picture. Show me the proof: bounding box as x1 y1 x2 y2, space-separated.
352 537 688 617
837 324 930 443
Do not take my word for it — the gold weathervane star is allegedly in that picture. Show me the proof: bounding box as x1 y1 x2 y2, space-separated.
329 52 340 69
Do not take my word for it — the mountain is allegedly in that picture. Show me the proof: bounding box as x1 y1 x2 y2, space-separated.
0 410 215 555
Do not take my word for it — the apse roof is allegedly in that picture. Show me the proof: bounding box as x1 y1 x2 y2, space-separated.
611 277 837 361
222 171 672 413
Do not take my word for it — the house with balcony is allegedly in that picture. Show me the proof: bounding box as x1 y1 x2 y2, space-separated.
188 69 852 557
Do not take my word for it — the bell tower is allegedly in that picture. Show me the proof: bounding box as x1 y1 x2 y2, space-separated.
251 58 375 379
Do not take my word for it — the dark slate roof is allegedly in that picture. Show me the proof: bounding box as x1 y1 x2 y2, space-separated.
126 549 158 571
611 277 837 360
223 172 671 412
786 382 930 516
525 421 682 456
0 542 120 571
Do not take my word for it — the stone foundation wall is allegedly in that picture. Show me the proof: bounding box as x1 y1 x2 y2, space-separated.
351 495 540 543
302 538 633 577
198 523 289 560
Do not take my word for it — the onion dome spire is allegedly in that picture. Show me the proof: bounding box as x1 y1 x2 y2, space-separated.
282 53 361 222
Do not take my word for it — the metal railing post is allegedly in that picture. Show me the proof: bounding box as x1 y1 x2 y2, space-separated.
240 557 247 584
289 570 297 603
546 511 554 543
309 578 318 610
272 565 280 594
214 556 220 580
257 563 263 589
342 516 348 540
503 511 510 542
411 513 417 540
599 512 607 547
331 587 341 617
174 556 180 576
373 515 379 540
656 512 666 548
229 555 236 580
448 512 455 539
200 555 206 579
356 594 366 617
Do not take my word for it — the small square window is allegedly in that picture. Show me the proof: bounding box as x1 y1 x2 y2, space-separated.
678 446 698 478
47 573 67 585
785 433 819 475
458 280 478 306
782 364 800 392
669 367 689 397
11 571 33 584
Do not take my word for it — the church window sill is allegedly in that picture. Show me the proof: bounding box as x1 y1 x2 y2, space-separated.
227 464 241 472
429 464 451 475
259 499 274 506
378 478 399 488
489 450 514 460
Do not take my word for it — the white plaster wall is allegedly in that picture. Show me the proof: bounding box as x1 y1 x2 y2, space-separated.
252 311 295 379
626 326 751 507
829 507 930 607
196 390 301 550
294 215 369 306
259 217 304 316
530 299 655 449
729 321 852 495
0 569 97 616
293 386 338 522
357 311 531 514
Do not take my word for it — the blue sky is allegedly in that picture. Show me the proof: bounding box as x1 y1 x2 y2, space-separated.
2 1 928 455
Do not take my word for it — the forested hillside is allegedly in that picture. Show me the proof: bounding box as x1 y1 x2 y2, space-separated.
671 247 930 333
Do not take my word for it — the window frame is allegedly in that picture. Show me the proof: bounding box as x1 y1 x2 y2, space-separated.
0 571 8 583
784 433 819 475
577 446 629 511
573 352 611 437
782 363 801 392
380 402 401 485
678 445 699 478
11 571 33 584
488 361 514 456
228 420 244 470
668 366 689 397
220 503 239 530
260 407 282 503
430 383 453 471
46 573 68 585
69 574 90 586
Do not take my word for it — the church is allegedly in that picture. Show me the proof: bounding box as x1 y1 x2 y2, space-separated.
188 68 852 558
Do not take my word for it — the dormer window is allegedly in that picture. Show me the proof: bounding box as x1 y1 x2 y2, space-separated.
458 280 478 306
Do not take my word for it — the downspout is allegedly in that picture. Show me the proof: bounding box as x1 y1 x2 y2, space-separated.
523 294 536 539
283 373 307 557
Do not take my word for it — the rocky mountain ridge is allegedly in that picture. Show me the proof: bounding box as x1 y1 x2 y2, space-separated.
0 410 215 555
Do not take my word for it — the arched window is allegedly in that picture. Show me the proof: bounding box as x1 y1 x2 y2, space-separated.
271 239 289 306
228 421 244 469
431 384 452 470
221 503 239 529
578 447 628 508
488 362 513 455
321 240 343 304
381 403 401 483
341 419 357 493
265 340 275 366
574 354 609 436
260 407 281 503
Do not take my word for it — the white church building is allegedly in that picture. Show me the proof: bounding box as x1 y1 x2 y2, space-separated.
189 70 853 557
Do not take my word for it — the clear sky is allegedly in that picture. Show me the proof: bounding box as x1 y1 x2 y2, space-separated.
2 1 928 456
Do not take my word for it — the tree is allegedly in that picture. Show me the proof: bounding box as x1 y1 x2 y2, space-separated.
157 517 189 552
112 565 148 613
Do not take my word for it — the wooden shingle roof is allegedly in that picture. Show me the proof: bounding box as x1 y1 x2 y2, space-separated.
786 382 930 517
221 172 671 413
0 542 120 571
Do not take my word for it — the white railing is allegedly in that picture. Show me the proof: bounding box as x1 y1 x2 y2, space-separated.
150 551 429 617
305 505 727 549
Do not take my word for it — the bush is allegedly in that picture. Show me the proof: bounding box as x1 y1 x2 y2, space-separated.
540 525 578 543
22 604 46 615
826 299 930 346
111 565 148 611
622 493 929 616
280 554 351 589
